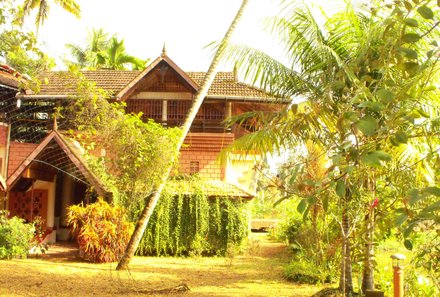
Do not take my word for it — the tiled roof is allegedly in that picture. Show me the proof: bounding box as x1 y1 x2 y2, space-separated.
37 70 141 96
35 70 274 100
188 72 273 99
0 65 20 90
167 179 254 199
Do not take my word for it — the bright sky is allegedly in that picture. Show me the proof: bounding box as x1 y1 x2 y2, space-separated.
36 0 344 71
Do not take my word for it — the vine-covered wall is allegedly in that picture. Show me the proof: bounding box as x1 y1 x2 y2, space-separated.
137 185 250 256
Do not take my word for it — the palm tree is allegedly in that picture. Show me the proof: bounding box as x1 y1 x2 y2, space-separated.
66 28 109 69
95 37 146 70
66 29 147 70
221 0 440 295
116 0 251 270
16 0 80 27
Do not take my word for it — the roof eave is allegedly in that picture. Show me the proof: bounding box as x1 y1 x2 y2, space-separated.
206 94 290 103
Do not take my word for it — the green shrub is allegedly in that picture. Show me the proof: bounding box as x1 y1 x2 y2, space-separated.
67 199 134 263
137 182 249 256
283 260 328 284
0 211 35 259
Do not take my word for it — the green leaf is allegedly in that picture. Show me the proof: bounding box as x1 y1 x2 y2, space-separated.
273 195 292 207
297 199 307 214
288 165 301 185
361 150 392 167
395 213 408 226
416 108 430 118
336 180 345 198
402 33 421 43
343 111 359 122
404 1 412 10
322 196 329 212
424 186 440 196
358 101 385 112
377 88 395 103
356 116 378 136
404 239 413 251
404 18 418 27
390 137 400 146
399 47 418 59
403 223 415 238
408 189 420 205
307 196 317 204
421 201 440 213
374 150 392 161
417 5 434 19
303 204 311 221
395 131 409 143
404 62 419 75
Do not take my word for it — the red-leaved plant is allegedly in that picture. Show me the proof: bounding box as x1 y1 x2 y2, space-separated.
67 199 133 263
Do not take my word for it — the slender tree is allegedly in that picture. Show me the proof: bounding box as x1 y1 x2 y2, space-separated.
116 0 250 270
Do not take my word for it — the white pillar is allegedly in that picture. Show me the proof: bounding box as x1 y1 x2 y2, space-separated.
162 100 168 124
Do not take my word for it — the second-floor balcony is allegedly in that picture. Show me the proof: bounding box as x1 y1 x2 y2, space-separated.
125 99 230 133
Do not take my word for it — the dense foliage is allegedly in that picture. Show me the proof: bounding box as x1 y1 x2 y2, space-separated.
67 199 134 263
137 178 250 256
62 73 181 220
0 211 35 259
224 0 440 294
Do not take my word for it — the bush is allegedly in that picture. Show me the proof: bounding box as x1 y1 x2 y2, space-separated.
67 199 134 263
0 211 35 259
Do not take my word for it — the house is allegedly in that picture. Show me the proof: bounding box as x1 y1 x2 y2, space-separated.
0 51 284 242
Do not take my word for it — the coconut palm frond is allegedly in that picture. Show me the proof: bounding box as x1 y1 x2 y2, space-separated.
54 0 80 17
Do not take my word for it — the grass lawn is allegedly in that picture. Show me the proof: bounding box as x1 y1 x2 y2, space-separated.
0 233 328 297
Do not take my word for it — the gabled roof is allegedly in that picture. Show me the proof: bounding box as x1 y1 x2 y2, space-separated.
6 130 109 196
28 54 278 102
116 53 200 101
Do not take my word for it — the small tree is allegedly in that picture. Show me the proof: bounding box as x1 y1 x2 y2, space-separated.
62 72 181 220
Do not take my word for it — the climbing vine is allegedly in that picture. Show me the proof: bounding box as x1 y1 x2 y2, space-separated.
137 177 250 256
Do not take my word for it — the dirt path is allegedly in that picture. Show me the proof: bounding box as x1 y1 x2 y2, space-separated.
0 233 324 296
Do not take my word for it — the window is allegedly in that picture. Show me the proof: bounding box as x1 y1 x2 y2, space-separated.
189 161 200 174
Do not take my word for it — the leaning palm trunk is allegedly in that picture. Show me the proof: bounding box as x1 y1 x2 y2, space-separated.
116 0 250 270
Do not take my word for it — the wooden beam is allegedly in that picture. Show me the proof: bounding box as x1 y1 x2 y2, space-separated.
23 167 56 182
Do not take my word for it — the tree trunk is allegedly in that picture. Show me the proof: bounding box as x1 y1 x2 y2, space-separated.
116 0 250 271
339 189 353 296
362 176 376 292
362 210 375 292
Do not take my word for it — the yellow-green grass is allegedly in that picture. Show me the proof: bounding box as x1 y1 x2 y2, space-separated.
0 233 328 297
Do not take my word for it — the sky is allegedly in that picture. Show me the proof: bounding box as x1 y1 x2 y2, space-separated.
36 0 344 72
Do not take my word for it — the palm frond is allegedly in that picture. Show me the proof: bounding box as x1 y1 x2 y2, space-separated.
54 0 80 17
